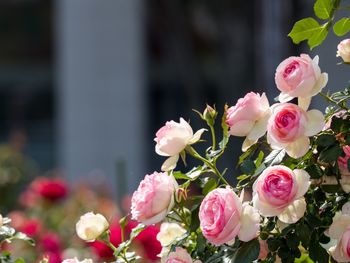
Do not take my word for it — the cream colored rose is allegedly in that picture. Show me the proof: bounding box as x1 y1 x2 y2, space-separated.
156 222 187 247
62 258 93 263
76 212 109 242
337 39 350 63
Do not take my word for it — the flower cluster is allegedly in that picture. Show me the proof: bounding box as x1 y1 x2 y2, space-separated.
72 40 350 263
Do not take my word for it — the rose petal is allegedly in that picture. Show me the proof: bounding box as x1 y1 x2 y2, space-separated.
278 198 306 224
278 92 294 103
329 213 350 239
228 120 255 137
293 169 310 198
310 72 328 96
247 112 270 141
188 128 207 144
238 203 260 242
304 110 324 136
161 155 179 172
242 137 257 152
285 136 310 158
330 242 350 263
253 194 284 217
298 97 311 111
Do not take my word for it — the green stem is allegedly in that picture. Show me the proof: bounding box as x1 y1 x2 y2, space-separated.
186 146 230 186
209 125 216 151
319 92 349 111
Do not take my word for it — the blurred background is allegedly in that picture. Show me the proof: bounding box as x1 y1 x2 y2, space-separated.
0 0 348 206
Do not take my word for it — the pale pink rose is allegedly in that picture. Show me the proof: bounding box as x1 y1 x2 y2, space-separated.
131 172 178 225
163 247 201 263
199 188 260 246
252 165 310 224
62 258 93 263
275 54 328 106
155 118 206 171
337 39 350 63
226 92 270 151
258 239 268 260
327 212 350 262
267 103 324 158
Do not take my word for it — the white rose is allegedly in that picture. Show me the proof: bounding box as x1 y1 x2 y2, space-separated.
156 222 187 246
76 212 109 242
62 258 93 263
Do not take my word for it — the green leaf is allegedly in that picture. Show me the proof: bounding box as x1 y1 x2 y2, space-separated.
309 233 329 263
231 239 260 263
319 145 343 162
288 18 329 49
305 164 324 179
314 0 333 19
240 159 256 175
202 178 217 195
333 18 350 36
264 149 286 166
315 134 336 147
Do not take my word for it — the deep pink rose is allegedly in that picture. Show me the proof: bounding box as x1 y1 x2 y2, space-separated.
253 165 310 223
199 188 259 246
164 247 201 263
131 172 177 225
267 103 324 158
155 118 205 171
338 146 350 176
337 39 350 63
275 54 328 102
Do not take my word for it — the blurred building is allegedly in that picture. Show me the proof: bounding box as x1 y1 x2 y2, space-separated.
0 0 348 199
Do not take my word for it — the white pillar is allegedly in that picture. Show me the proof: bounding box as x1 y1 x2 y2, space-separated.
55 0 145 199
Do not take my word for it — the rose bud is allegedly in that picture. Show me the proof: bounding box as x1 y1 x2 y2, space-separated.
162 247 201 263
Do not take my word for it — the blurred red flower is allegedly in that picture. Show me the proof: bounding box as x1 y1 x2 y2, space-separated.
19 218 42 237
32 177 68 201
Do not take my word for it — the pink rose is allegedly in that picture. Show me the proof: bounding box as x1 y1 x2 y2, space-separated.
337 146 350 193
163 247 201 263
267 103 324 158
252 165 310 223
337 39 350 63
275 54 328 106
226 92 270 151
328 212 350 262
199 188 260 246
338 146 350 176
131 172 177 225
258 239 268 260
155 118 206 171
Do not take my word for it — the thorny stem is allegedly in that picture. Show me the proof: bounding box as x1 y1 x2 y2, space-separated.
186 146 230 186
319 92 349 111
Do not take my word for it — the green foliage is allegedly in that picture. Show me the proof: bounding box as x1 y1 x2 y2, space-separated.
288 18 329 49
314 0 334 19
288 0 344 49
333 17 350 36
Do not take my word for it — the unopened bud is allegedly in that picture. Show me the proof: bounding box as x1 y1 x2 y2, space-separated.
175 188 188 203
203 105 217 126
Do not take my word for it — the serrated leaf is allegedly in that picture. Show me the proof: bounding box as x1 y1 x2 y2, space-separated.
231 239 259 263
333 18 350 36
264 149 286 166
314 0 333 19
288 18 329 49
